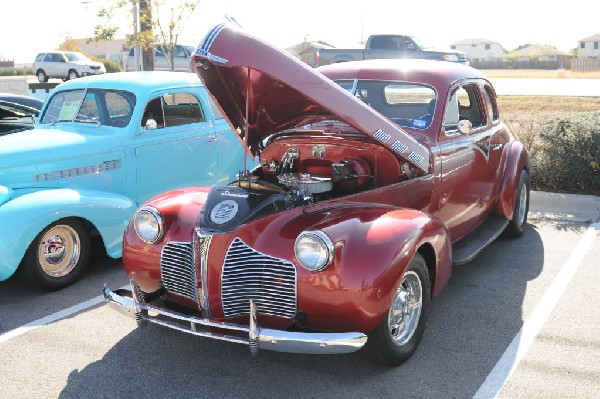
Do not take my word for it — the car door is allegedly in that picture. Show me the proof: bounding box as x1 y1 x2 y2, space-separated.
131 89 221 205
364 35 393 60
44 53 60 77
435 81 498 241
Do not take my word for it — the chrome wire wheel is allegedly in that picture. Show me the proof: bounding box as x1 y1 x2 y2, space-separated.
388 270 423 346
37 224 81 278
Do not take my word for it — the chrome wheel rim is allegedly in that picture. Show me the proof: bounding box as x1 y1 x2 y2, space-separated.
38 72 45 81
518 184 528 226
69 71 77 80
37 225 81 277
388 270 422 346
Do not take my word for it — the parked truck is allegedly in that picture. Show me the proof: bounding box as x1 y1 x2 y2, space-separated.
303 34 469 67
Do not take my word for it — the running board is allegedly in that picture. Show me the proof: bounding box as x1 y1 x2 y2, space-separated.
452 216 509 265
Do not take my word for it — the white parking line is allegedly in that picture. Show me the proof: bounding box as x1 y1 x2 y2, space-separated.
0 285 128 344
473 223 600 399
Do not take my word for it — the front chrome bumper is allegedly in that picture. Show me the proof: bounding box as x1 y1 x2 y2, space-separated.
103 284 367 355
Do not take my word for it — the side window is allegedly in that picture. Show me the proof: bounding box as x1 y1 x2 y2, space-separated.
142 97 164 129
162 93 204 127
483 85 499 122
35 54 44 62
174 45 187 57
142 93 204 129
444 84 485 133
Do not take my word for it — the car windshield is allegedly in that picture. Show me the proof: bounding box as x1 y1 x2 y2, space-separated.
40 89 136 127
335 79 437 130
0 102 38 118
410 36 431 49
64 52 89 62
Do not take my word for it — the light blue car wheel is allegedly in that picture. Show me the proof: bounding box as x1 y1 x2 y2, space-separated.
18 219 91 291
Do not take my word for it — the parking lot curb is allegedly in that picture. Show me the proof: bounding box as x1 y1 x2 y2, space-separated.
530 191 600 222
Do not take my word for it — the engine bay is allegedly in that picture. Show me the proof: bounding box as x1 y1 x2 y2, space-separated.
200 133 418 231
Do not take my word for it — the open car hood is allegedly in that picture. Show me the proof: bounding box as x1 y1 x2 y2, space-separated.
190 24 431 173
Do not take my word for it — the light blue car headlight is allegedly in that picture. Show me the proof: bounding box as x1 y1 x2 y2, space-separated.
294 231 334 272
0 185 13 206
133 206 164 243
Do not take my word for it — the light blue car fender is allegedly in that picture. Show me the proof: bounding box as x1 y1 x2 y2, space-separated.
0 188 137 281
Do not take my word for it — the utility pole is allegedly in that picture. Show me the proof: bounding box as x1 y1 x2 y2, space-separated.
139 0 154 71
133 0 140 71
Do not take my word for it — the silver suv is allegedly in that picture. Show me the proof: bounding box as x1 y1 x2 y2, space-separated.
34 51 106 82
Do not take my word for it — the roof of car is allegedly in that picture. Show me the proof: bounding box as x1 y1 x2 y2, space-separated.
53 71 203 96
317 59 488 89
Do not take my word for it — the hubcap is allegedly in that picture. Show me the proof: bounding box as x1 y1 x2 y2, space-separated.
518 184 528 226
37 225 81 277
388 270 422 346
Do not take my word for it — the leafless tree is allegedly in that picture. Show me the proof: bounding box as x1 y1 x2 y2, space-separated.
93 0 201 71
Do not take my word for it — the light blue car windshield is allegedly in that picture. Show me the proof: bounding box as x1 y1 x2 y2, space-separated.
40 89 136 127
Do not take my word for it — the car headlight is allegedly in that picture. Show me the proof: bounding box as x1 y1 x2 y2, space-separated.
294 231 334 271
443 54 459 62
134 206 164 243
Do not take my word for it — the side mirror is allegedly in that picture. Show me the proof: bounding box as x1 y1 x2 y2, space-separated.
457 119 472 134
144 118 158 130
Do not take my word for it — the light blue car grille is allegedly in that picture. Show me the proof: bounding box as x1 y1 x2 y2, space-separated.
34 159 122 183
221 238 297 319
161 241 198 303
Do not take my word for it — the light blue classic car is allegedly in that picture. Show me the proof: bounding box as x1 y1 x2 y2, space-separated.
0 71 250 290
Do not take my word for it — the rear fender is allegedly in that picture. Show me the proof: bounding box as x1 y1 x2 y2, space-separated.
494 141 531 219
0 188 137 281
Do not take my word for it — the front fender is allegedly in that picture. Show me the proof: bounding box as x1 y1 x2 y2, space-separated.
0 188 137 281
291 205 451 333
494 140 531 219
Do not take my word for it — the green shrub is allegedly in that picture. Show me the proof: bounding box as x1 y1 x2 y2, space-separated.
0 68 33 76
97 59 122 73
532 111 600 195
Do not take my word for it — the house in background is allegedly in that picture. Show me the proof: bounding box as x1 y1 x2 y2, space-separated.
578 34 600 58
73 38 130 68
502 44 570 69
451 38 505 62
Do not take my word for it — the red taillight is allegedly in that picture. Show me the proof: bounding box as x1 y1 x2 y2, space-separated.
315 50 320 67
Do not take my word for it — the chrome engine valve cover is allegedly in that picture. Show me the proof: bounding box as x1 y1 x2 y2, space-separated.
277 173 333 194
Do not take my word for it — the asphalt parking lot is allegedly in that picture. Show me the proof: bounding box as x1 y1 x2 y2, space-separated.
1 192 599 399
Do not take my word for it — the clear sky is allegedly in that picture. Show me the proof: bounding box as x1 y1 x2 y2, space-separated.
1 0 598 64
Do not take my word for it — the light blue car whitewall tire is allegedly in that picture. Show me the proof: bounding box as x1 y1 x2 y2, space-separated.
18 218 91 291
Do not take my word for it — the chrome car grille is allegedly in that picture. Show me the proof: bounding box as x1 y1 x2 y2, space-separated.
161 241 198 303
221 238 297 319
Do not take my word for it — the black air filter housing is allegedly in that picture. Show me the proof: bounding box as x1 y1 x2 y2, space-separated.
200 184 288 231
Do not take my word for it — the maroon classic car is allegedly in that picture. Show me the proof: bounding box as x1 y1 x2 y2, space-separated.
104 24 530 366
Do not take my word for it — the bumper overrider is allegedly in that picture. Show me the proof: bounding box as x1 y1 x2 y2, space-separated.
103 282 367 355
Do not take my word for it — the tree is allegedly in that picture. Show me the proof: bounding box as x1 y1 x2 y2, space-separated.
58 36 83 53
93 0 201 71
